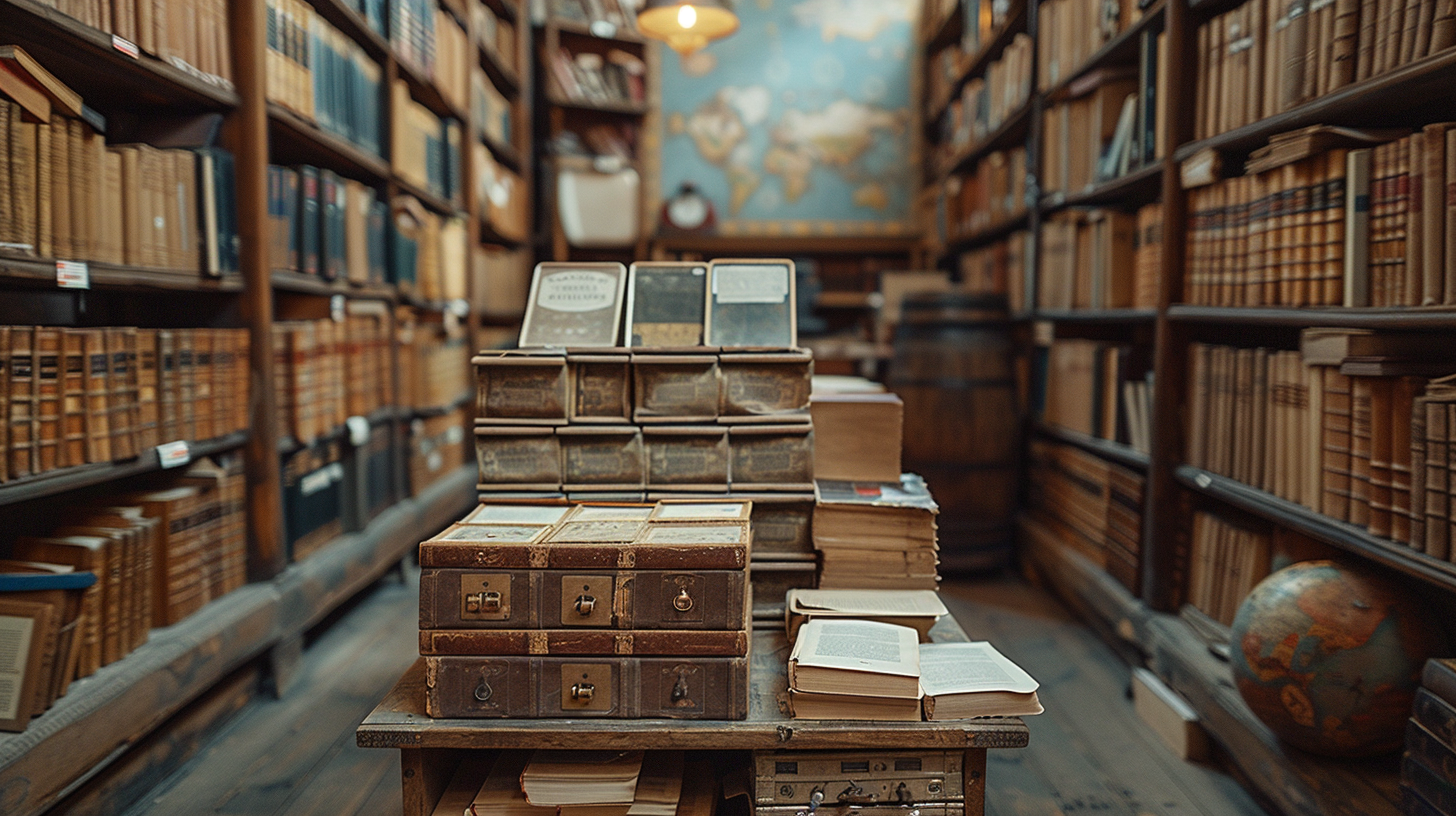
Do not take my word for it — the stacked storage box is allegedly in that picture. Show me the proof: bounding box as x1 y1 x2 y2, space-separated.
472 349 817 619
418 499 752 718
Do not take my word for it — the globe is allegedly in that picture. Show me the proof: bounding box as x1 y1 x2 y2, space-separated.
1230 560 1447 757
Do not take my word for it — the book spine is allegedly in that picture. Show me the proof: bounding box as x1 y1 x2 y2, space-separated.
35 326 62 473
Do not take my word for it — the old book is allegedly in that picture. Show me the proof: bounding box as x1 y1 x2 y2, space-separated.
0 598 53 731
462 751 551 816
718 351 811 422
74 329 110 463
419 627 749 657
135 329 159 449
34 327 61 473
1391 376 1422 544
1426 395 1451 558
1420 126 1451 303
521 750 644 806
788 619 920 699
520 262 628 348
814 475 939 550
0 46 81 121
419 568 747 630
1300 328 1436 365
8 327 35 479
787 687 922 720
424 654 749 719
12 536 111 678
1434 0 1456 50
785 589 947 642
1446 129 1456 305
1413 392 1430 547
920 641 1043 719
632 354 720 423
59 329 85 467
1351 376 1374 527
625 262 707 348
472 351 570 424
728 424 814 490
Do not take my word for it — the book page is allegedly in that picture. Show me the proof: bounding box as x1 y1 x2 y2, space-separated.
0 614 36 721
919 642 1039 695
790 619 919 677
788 589 948 617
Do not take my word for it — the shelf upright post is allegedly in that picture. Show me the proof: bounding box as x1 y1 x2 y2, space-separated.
227 0 287 578
1143 0 1194 611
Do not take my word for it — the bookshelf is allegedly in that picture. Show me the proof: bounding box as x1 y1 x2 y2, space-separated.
0 0 512 806
924 0 1456 808
533 1 651 262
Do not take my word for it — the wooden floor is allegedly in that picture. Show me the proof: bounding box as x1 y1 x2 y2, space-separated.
120 567 1271 816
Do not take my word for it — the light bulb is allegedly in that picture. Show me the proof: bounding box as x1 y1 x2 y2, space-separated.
678 3 697 28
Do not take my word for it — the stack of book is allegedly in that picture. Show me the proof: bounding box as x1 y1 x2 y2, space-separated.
1035 338 1153 454
1402 659 1456 816
417 499 752 719
1038 208 1160 311
1025 439 1146 592
431 751 717 816
546 46 646 109
1186 331 1456 556
272 314 394 447
959 232 1031 307
1037 0 1146 91
2 326 249 482
1 453 249 731
264 165 388 285
0 51 240 277
936 34 1033 163
398 314 472 412
391 81 465 206
265 0 383 154
1182 125 1456 308
388 195 472 296
1193 0 1456 141
787 618 1043 721
813 475 940 590
944 147 1027 238
1186 511 1332 625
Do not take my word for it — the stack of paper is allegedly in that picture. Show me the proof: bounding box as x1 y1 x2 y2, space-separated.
785 589 948 642
520 751 644 807
467 752 691 816
813 476 940 590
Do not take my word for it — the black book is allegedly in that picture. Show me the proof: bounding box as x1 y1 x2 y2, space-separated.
320 169 345 281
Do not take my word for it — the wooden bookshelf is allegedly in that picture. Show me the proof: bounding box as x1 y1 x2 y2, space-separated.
1038 159 1164 212
0 431 249 508
1030 308 1158 323
941 100 1034 176
926 3 1029 125
1040 0 1165 102
0 465 475 816
941 211 1031 255
266 102 392 181
1032 421 1150 470
0 254 247 293
270 270 397 300
1166 305 1456 329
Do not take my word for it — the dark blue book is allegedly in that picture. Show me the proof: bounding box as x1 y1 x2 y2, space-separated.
298 166 321 276
0 571 97 592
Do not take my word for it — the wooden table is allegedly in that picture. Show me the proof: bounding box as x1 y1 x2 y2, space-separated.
356 620 1030 816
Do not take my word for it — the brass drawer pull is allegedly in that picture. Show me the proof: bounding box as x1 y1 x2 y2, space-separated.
570 682 595 701
673 588 694 612
466 591 502 614
574 594 596 616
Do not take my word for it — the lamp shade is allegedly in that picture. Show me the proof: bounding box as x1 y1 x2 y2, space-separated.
637 0 739 54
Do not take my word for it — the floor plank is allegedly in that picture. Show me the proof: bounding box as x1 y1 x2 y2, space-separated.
123 571 1270 816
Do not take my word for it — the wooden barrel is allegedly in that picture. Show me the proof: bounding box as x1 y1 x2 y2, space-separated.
888 293 1019 572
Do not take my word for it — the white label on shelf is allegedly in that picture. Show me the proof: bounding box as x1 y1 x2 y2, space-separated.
112 35 140 58
157 440 191 469
56 261 90 289
1195 473 1212 489
346 415 370 447
331 294 346 322
448 298 470 318
589 20 617 38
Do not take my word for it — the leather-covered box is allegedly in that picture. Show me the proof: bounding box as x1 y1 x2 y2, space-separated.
423 653 750 718
474 426 561 490
729 424 815 490
633 353 720 423
558 426 645 491
419 568 748 630
569 351 633 423
418 522 749 570
717 350 812 423
473 351 569 425
643 426 730 490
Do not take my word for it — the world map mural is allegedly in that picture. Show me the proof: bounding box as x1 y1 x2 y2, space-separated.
657 0 918 236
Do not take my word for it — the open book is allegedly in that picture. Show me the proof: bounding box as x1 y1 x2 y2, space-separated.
919 642 1043 719
788 619 920 699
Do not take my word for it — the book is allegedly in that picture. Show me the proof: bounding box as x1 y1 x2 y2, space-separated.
786 688 923 721
787 619 921 699
519 263 629 348
808 393 903 483
466 751 553 816
521 751 644 806
919 641 1044 719
705 259 796 349
785 588 947 642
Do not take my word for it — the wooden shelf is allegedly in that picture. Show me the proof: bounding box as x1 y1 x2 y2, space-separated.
270 270 397 300
481 131 523 171
479 220 528 248
654 233 919 256
302 0 390 61
1173 47 1456 162
549 16 647 44
921 0 963 49
395 177 466 218
482 0 517 22
926 5 1029 125
1167 304 1456 329
0 0 238 110
397 57 468 122
940 211 1031 255
0 464 475 816
478 42 522 97
0 431 248 509
1174 465 1456 593
815 291 883 309
1041 1 1164 103
545 90 648 116
940 100 1033 176
1039 160 1165 213
0 254 245 293
1030 308 1158 323
1032 421 1150 470
1021 526 1402 816
267 102 390 181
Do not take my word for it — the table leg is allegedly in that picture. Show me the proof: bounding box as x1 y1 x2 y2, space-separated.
401 748 464 816
962 749 986 816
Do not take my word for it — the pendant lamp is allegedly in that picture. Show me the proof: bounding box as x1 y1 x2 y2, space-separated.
636 0 739 54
